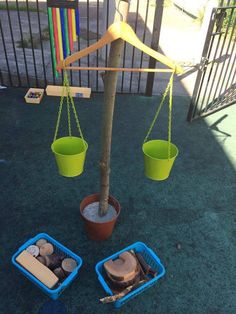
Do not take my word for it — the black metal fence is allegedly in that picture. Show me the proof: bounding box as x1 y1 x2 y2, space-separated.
187 0 236 120
0 0 163 94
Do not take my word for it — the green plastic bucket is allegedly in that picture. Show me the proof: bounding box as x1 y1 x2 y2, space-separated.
51 136 88 177
142 139 178 181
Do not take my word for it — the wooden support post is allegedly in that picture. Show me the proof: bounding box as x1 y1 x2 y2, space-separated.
99 0 129 216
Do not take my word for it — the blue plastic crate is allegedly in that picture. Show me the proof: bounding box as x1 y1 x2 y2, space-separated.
12 233 83 300
95 242 165 308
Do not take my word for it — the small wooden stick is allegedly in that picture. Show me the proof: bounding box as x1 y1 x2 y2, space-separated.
99 280 146 304
135 253 157 277
130 250 146 280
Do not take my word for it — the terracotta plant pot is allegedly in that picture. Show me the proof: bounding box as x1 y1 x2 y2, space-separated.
80 193 121 241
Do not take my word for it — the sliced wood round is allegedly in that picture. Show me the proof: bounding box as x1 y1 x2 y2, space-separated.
104 251 137 281
44 254 64 270
53 267 66 281
26 245 40 257
36 256 46 265
39 243 54 256
36 238 47 248
106 268 140 290
61 258 77 274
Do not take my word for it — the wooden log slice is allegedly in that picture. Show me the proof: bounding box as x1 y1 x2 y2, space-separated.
61 258 77 275
106 267 140 291
26 245 40 257
44 254 65 270
104 251 137 281
36 256 46 265
36 239 47 248
39 243 54 256
53 267 67 282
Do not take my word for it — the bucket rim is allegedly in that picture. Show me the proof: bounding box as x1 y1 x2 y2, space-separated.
142 139 179 161
51 136 88 157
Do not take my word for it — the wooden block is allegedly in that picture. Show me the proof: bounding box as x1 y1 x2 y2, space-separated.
24 88 44 104
46 85 91 98
16 250 59 289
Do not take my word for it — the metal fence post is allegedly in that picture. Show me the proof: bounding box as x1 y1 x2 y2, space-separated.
145 0 164 96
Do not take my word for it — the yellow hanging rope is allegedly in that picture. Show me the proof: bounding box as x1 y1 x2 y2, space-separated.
143 71 174 160
53 76 67 142
66 83 72 137
53 70 86 147
168 72 174 160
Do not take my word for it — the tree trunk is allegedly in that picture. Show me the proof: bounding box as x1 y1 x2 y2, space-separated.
99 1 129 216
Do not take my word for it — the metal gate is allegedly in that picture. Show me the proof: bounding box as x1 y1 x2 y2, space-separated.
187 1 236 121
0 0 163 94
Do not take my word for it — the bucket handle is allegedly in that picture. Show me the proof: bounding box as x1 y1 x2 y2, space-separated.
53 70 86 150
143 71 174 160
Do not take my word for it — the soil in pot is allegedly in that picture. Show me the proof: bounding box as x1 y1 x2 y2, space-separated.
83 202 117 223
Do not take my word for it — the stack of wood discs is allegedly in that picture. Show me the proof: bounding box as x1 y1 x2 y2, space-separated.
104 251 140 291
26 238 77 284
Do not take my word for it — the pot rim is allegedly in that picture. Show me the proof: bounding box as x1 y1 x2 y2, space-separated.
80 193 121 225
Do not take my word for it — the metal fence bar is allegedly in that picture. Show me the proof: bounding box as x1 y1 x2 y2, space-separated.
223 48 236 93
193 96 235 118
188 5 236 121
223 50 236 102
129 0 140 92
96 0 99 91
0 69 3 85
16 0 30 86
26 0 38 86
211 8 236 103
202 8 234 112
195 21 217 117
137 0 150 93
120 0 129 93
0 18 12 85
105 0 109 67
195 19 222 117
121 42 127 92
187 9 216 121
219 0 230 6
0 0 164 94
86 0 90 87
145 0 164 96
197 11 227 114
5 0 21 86
36 0 47 86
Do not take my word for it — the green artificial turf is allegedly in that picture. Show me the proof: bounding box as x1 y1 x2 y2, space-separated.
0 88 235 314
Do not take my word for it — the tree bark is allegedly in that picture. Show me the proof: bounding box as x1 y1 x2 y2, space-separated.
99 1 129 216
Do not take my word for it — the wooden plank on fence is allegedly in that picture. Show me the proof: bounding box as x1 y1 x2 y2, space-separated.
46 85 91 98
